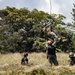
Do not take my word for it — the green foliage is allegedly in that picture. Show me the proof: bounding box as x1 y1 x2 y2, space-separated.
54 25 66 36
30 68 46 75
0 6 74 53
56 48 62 52
32 39 46 52
54 25 75 52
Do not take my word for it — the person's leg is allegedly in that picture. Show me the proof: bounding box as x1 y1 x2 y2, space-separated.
21 58 25 65
69 57 75 66
52 55 59 66
70 61 74 66
48 55 53 66
26 58 28 64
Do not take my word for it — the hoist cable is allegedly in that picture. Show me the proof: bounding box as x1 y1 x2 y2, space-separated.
50 0 52 15
49 0 52 31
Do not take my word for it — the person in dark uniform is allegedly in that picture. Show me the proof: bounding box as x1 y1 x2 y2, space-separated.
21 52 28 65
69 52 75 66
46 40 58 66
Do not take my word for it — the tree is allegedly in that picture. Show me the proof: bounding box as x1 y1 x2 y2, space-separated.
0 6 73 53
54 25 75 52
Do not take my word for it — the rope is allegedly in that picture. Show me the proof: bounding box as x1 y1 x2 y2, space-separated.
49 0 52 31
50 0 52 15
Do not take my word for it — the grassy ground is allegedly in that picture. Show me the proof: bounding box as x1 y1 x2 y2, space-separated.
0 52 75 75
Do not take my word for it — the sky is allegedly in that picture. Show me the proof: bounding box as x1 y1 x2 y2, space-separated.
0 0 75 23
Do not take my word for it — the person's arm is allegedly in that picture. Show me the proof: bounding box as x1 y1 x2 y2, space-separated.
46 47 49 59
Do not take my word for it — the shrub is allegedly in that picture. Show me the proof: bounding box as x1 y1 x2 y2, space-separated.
27 68 46 75
32 40 46 52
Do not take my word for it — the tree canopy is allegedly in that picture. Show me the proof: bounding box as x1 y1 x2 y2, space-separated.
0 6 75 53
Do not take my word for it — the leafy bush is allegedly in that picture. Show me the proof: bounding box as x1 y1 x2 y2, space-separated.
32 40 46 52
27 68 46 75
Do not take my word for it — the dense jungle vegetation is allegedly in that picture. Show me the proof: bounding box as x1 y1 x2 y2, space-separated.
0 4 75 53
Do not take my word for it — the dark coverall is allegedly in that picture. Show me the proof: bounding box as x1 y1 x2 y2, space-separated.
46 44 58 66
21 52 28 65
69 57 75 65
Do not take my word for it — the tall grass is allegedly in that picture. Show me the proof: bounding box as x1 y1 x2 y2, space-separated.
0 53 75 75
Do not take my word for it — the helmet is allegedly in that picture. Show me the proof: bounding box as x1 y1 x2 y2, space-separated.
24 52 28 57
47 40 52 45
69 52 74 57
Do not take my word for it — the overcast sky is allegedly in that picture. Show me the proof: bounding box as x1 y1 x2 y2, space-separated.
0 0 75 23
